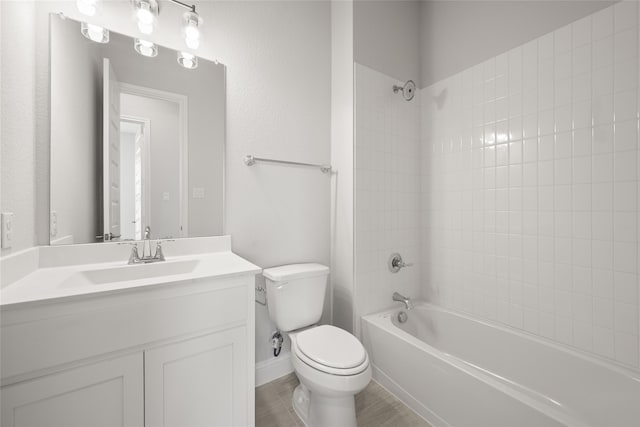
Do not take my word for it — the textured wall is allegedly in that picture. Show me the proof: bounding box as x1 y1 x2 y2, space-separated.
213 1 331 363
1 2 37 255
421 2 640 369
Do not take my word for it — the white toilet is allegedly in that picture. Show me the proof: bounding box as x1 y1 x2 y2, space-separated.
263 263 372 427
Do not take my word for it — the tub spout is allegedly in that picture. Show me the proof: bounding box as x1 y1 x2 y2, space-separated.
392 292 413 310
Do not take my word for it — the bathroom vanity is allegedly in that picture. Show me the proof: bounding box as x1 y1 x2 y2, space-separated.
0 236 259 427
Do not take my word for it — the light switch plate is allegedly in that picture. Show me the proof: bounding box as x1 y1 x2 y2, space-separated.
1 212 14 249
50 211 58 237
192 187 205 199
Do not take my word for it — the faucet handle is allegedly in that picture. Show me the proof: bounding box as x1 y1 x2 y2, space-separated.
154 241 166 261
117 243 140 265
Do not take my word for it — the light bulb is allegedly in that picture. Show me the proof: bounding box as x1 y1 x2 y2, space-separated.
81 22 109 43
136 4 154 25
184 25 199 41
185 37 199 50
134 39 158 57
77 0 98 17
182 11 202 50
177 52 198 69
133 0 157 35
138 21 153 35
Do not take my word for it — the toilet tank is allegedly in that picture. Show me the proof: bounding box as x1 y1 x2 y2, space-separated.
263 263 330 332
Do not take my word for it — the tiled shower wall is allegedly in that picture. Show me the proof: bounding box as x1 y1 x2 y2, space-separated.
354 63 421 334
421 2 640 369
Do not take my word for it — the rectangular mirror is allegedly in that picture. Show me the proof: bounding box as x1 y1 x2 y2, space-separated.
49 14 225 245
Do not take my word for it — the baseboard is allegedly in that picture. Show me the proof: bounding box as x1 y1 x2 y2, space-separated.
255 353 294 387
372 364 450 427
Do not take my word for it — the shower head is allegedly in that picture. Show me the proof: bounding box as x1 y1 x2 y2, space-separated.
393 79 416 101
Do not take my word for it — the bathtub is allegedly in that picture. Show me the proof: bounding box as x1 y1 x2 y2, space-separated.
361 303 640 427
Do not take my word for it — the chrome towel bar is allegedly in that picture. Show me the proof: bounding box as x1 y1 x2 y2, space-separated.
243 155 332 174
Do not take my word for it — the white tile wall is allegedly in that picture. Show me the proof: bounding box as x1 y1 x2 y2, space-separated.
354 63 422 334
420 2 640 370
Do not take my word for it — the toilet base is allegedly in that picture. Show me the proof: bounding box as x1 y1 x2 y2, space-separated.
292 383 357 427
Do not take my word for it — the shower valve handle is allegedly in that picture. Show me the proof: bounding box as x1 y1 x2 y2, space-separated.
388 253 413 273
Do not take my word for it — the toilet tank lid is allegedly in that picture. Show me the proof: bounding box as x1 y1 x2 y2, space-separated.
263 263 329 282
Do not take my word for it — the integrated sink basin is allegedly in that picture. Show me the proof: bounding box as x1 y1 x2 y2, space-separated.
63 259 201 287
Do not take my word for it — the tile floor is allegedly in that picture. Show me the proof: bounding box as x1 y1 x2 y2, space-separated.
255 373 431 427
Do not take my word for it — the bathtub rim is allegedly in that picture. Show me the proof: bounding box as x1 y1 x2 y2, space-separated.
362 301 640 380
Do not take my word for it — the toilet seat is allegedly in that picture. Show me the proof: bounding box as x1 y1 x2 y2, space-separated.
294 325 369 376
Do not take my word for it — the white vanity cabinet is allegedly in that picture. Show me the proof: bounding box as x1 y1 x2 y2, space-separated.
0 245 259 427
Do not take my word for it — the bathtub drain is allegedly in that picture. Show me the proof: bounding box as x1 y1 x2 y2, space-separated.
397 311 408 323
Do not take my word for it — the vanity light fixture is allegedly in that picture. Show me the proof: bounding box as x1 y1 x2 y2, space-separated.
81 22 109 43
134 38 158 57
177 51 198 69
76 0 100 17
130 0 201 44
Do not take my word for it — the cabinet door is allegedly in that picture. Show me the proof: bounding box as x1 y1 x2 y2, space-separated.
145 327 248 427
1 353 143 427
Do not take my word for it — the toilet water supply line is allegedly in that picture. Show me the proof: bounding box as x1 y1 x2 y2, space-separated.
272 331 284 357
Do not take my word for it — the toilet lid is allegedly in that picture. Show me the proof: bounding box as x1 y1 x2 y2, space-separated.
295 325 367 369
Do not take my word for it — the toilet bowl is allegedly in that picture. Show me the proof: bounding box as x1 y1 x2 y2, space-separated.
262 264 372 427
289 326 372 427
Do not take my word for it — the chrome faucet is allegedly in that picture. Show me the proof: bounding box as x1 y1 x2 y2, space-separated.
392 292 413 310
142 226 153 259
119 227 171 265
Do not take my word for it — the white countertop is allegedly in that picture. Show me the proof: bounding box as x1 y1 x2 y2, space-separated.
0 237 261 308
1 252 261 308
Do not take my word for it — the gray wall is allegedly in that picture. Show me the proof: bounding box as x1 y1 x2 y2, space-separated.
420 1 616 87
354 0 422 86
352 1 615 89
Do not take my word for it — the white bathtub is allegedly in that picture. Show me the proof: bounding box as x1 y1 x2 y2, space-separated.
361 303 640 427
